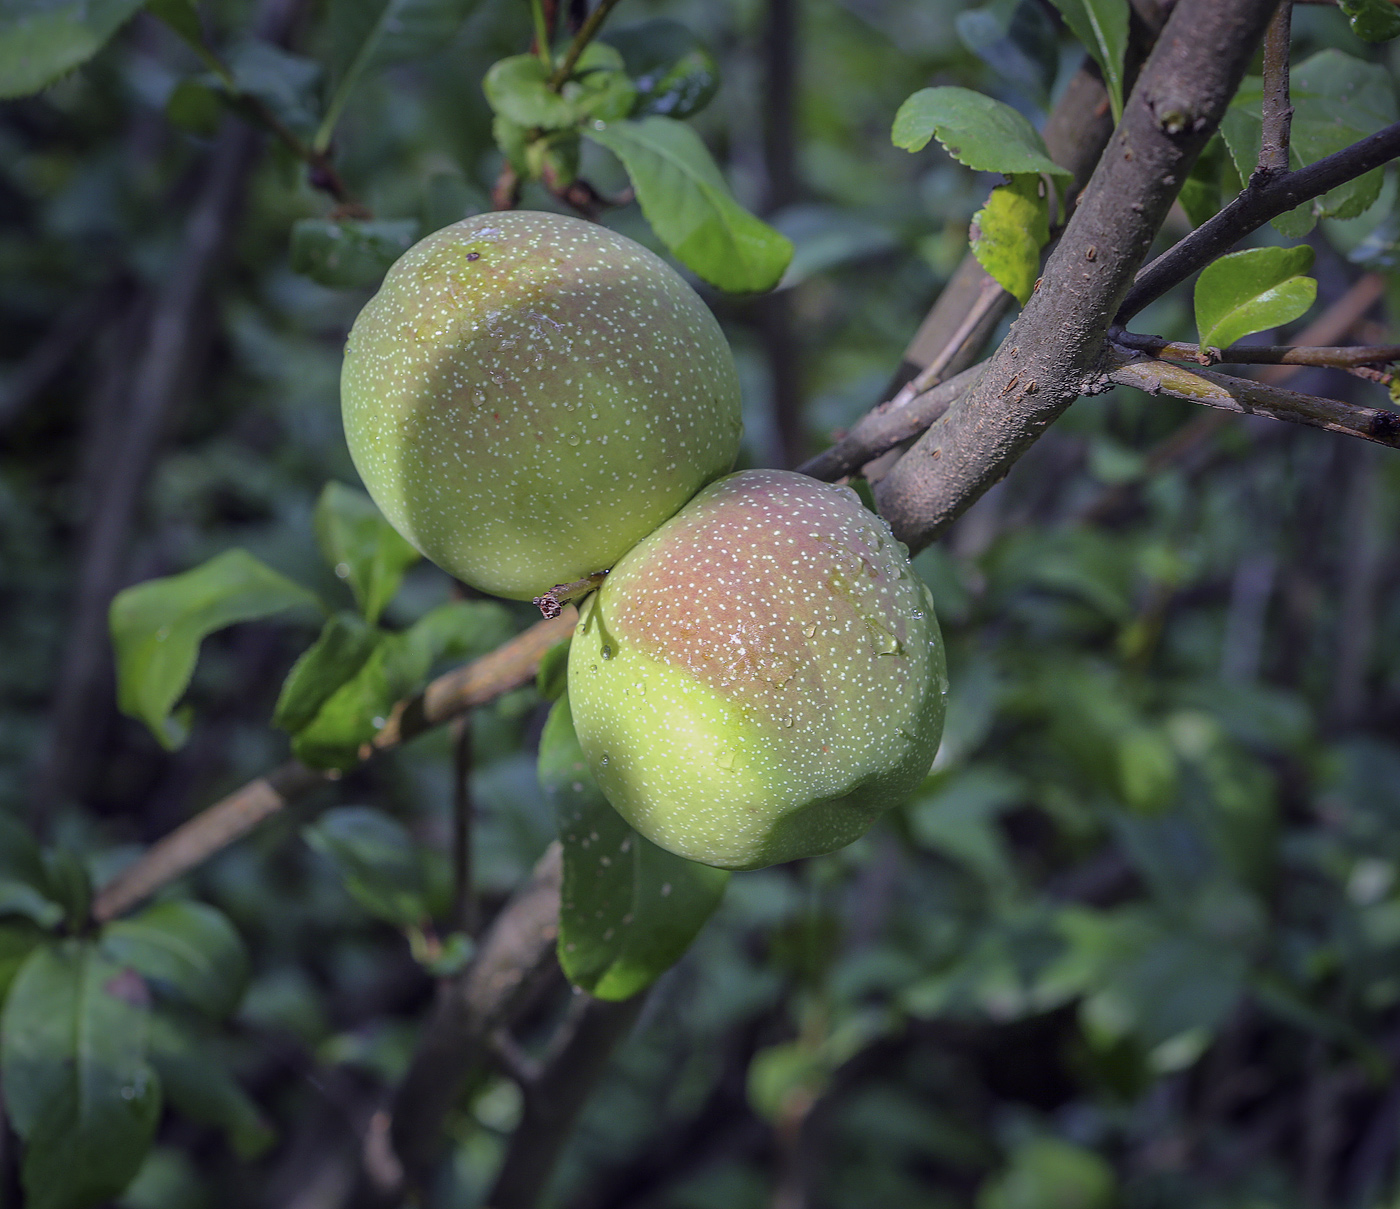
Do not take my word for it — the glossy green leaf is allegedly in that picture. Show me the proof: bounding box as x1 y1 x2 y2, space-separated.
288 632 410 768
0 0 147 98
1340 0 1400 42
892 86 1071 180
273 611 380 735
979 1138 1116 1209
1 940 160 1209
970 173 1049 305
313 482 420 622
1195 245 1316 350
102 900 249 1020
110 549 320 750
1177 135 1226 228
0 815 63 929
147 1012 273 1159
320 0 475 147
1043 0 1128 122
302 806 428 927
483 53 577 129
290 219 420 292
603 19 720 119
955 0 1059 110
584 116 793 293
1220 50 1397 235
542 695 729 1001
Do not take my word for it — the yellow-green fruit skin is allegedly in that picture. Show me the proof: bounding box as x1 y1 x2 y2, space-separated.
567 469 947 870
340 211 742 601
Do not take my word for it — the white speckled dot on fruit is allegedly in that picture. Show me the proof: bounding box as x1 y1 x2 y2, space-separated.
340 211 743 601
567 469 948 870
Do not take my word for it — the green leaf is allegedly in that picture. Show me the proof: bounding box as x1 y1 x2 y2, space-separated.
165 77 224 136
286 600 510 769
891 86 1072 180
0 920 48 1001
101 901 249 1020
273 611 380 735
979 1138 1116 1209
1043 0 1129 122
0 0 147 99
584 116 793 293
41 849 91 932
302 806 429 927
320 0 476 148
908 767 1023 888
562 42 636 124
144 0 202 48
970 173 1049 305
542 695 728 1000
536 636 572 702
290 219 420 291
955 0 1059 111
1116 726 1177 815
1340 0 1400 42
1194 245 1317 350
0 815 63 929
1 941 160 1209
484 53 577 128
225 40 322 139
146 1012 273 1159
1220 50 1398 235
1177 134 1226 229
603 19 720 119
313 482 420 622
110 549 320 750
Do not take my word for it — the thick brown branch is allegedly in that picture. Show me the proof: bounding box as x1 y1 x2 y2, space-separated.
875 0 1278 551
91 612 577 923
1104 356 1400 447
797 365 980 482
1118 121 1400 322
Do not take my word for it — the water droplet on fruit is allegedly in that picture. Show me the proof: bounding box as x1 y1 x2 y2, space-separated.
563 399 576 411
589 663 599 675
567 432 581 446
156 626 170 641
600 753 610 766
715 749 734 769
635 682 645 696
601 643 614 660
803 623 817 638
335 563 350 579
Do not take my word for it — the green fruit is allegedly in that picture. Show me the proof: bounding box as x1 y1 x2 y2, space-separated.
340 210 742 601
567 469 947 870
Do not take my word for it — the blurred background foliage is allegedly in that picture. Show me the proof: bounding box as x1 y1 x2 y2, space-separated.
3 0 1400 1206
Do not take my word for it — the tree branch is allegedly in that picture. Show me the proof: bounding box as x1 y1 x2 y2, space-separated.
386 842 565 1193
1103 355 1400 448
797 364 980 482
875 0 1279 552
450 715 477 936
90 611 576 923
1256 2 1293 179
486 992 648 1209
1118 121 1400 323
1111 332 1400 368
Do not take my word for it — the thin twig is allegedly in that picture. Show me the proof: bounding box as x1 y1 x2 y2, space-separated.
388 843 565 1191
1256 2 1293 179
1103 355 1400 448
797 364 981 482
1111 332 1400 368
547 0 626 88
486 992 648 1209
91 611 576 923
1118 121 1400 322
450 715 476 936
